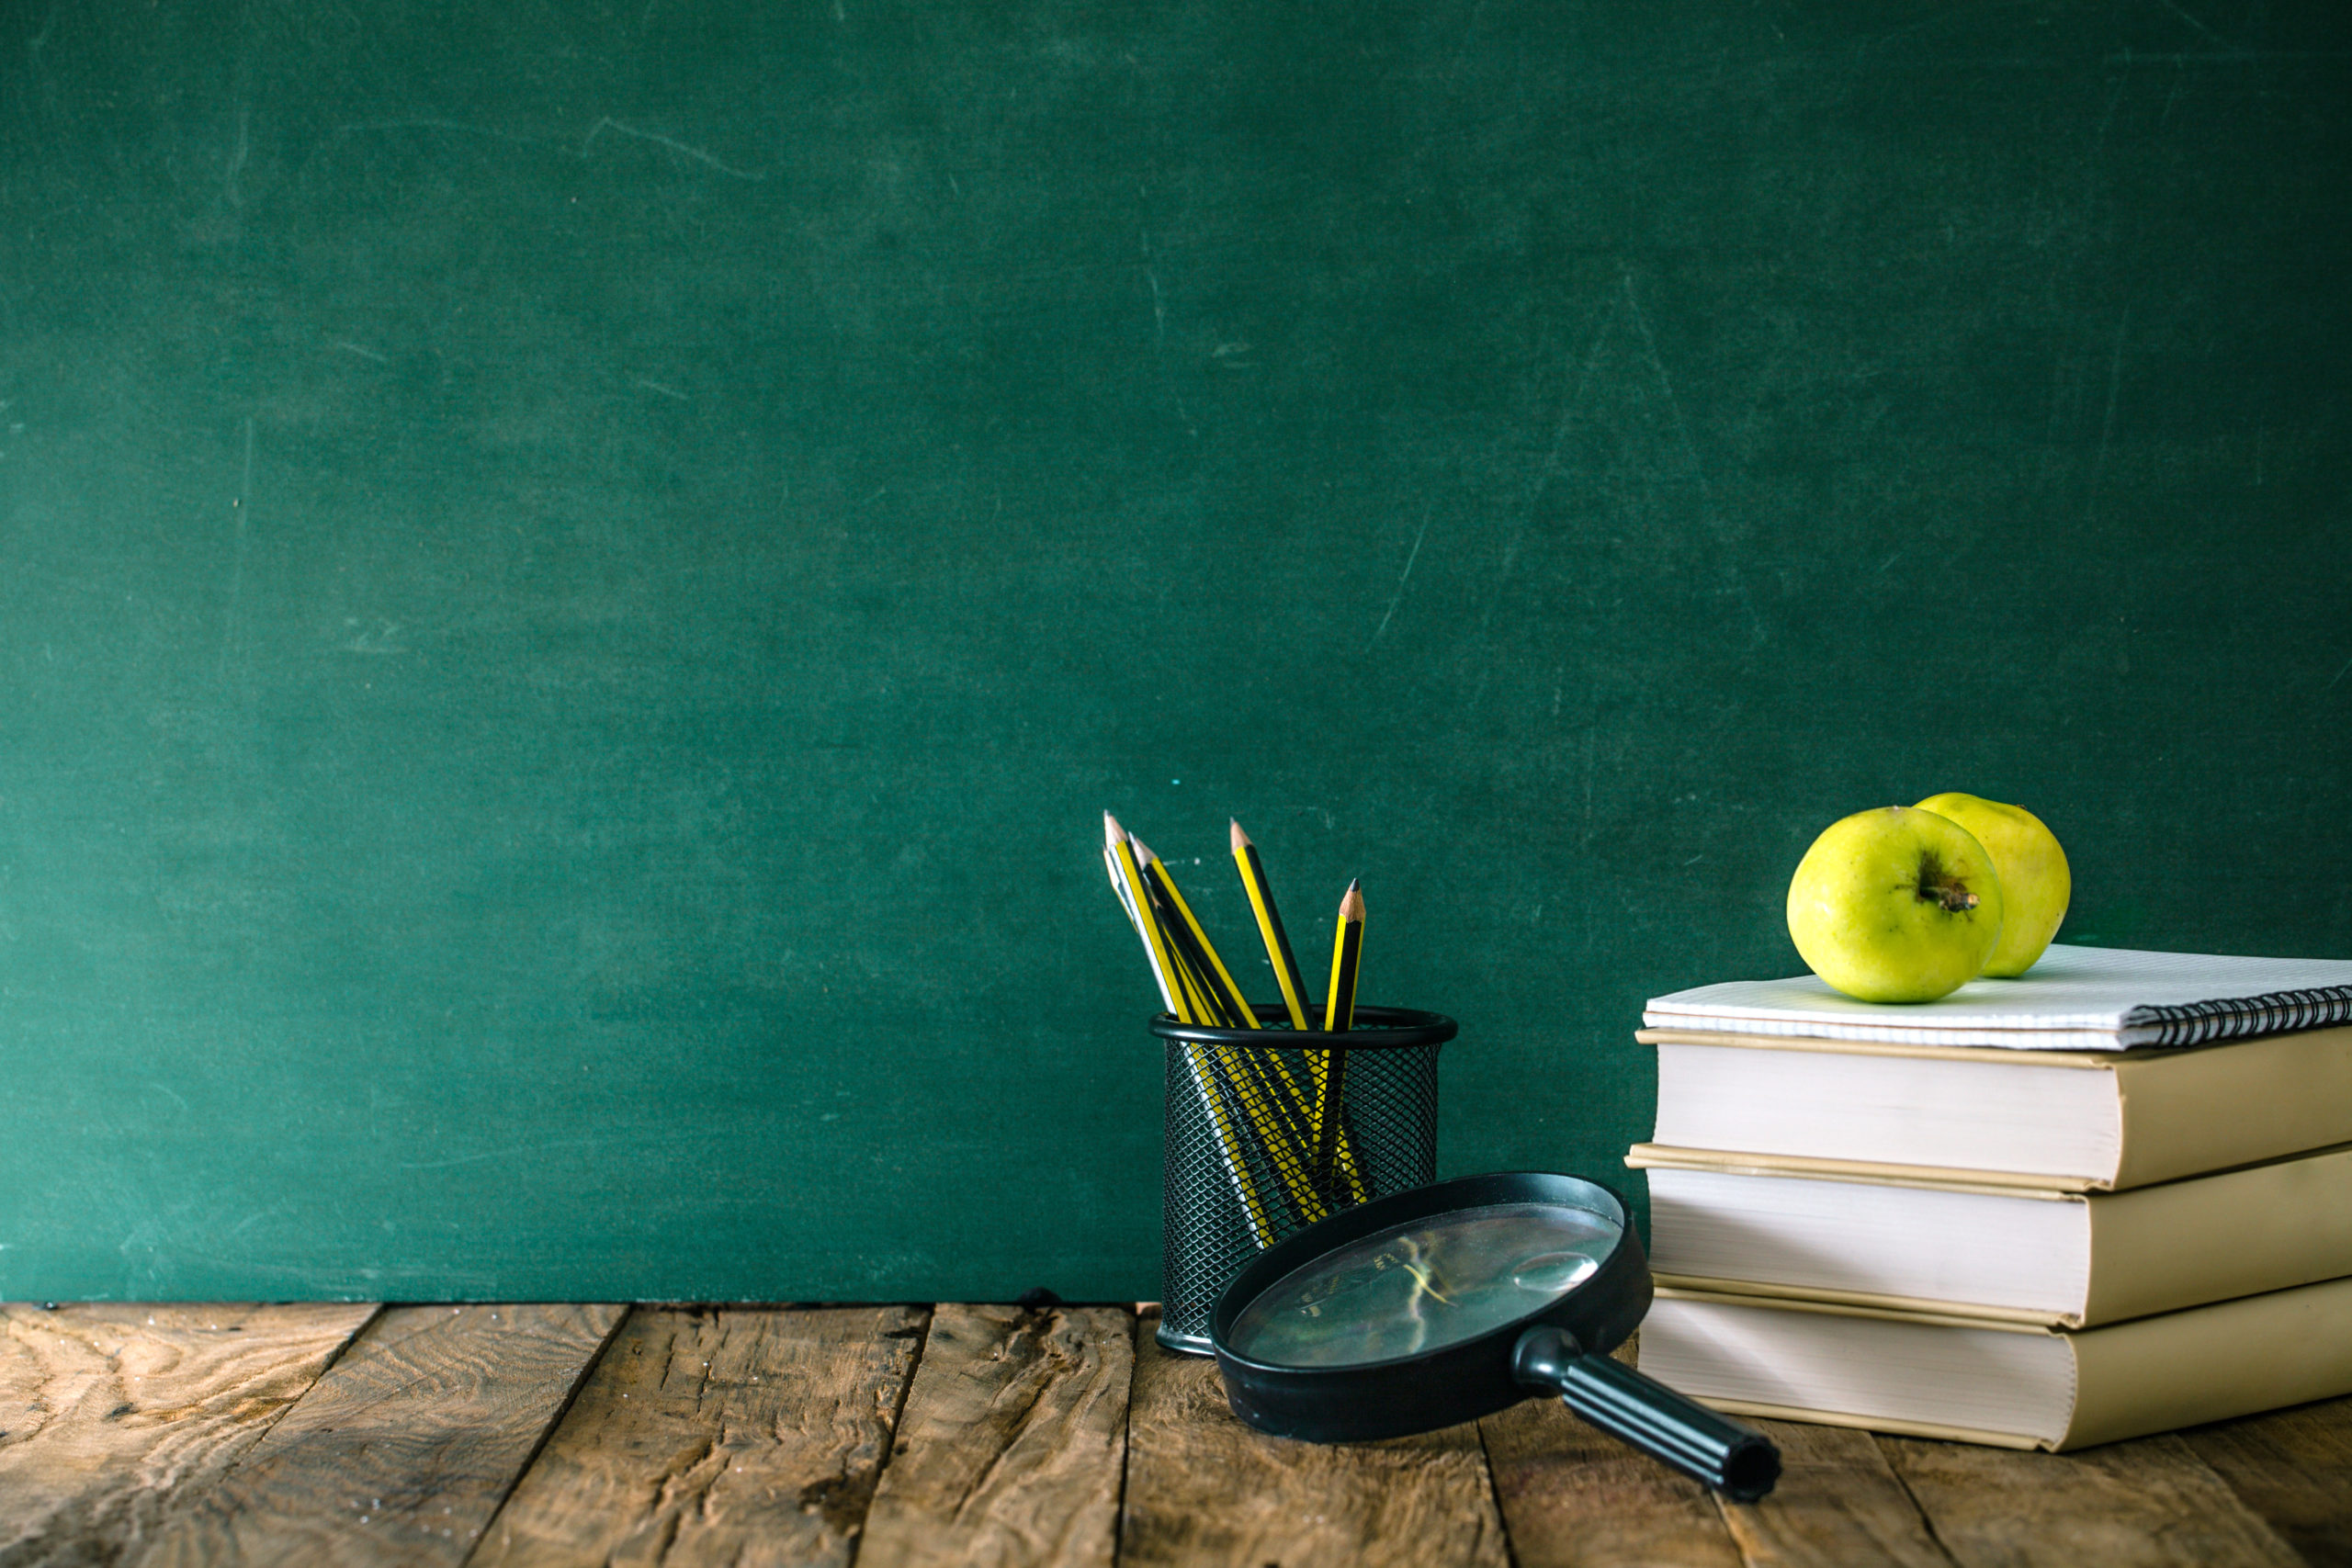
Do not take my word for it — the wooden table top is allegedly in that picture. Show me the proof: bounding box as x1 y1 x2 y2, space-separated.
4 1300 2345 1566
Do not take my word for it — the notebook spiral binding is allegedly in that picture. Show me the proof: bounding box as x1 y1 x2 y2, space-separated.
2129 987 2352 1047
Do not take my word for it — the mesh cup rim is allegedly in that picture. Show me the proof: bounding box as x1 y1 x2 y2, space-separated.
1148 1005 1455 1050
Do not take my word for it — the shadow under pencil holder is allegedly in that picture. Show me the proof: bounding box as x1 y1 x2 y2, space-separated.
1148 1004 1456 1356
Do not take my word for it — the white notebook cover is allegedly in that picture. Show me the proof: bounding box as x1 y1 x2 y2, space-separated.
1644 946 2352 1050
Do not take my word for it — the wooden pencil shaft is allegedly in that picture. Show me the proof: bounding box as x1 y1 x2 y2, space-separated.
1316 885 1365 1190
1178 977 1326 1220
1243 1044 1365 1209
1114 837 1192 1024
1238 1049 1323 1179
1177 968 1226 1035
1276 1052 1360 1213
1333 1109 1369 1205
1213 1046 1326 1228
1183 1043 1275 1245
1151 879 1254 1029
1143 876 1217 1016
1313 1053 1353 1193
1231 827 1313 1032
1249 1047 1321 1136
1171 963 1320 1213
1163 930 1283 1235
1140 852 1257 1026
1106 847 1179 1014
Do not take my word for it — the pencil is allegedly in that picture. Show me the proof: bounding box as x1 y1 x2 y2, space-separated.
1107 814 1278 1243
1230 819 1313 1032
1149 863 1331 1160
1136 840 1258 1029
1106 851 1179 1015
1128 821 1329 1227
1150 880 1250 1028
1314 879 1365 1190
1145 870 1329 1225
1229 822 1369 1203
1157 831 1326 1156
1323 878 1365 1032
1106 815 1184 1015
1188 1039 1281 1242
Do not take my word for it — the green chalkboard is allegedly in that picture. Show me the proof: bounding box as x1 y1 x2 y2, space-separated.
2 2 2347 1302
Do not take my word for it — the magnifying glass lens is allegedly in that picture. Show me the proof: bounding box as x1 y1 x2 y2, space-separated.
1226 1201 1623 1368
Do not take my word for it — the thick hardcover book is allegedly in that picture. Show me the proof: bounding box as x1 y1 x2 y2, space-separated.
1636 1024 2352 1189
1630 1143 2352 1328
1645 946 2352 1051
1640 1276 2352 1450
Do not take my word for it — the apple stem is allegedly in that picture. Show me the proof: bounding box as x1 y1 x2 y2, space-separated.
1914 852 1980 914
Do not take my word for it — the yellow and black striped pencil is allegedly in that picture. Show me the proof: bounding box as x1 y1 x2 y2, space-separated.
1231 819 1313 1032
1104 813 1278 1243
1314 878 1365 1190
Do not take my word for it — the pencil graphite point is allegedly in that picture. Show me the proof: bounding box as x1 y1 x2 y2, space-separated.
1103 811 1128 851
1340 879 1364 921
1132 837 1160 866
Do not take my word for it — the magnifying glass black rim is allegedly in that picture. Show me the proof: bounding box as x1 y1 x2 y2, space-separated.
1209 1170 1654 1444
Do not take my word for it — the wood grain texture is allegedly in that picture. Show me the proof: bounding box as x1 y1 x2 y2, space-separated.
1880 1431 2306 1568
0 1302 376 1567
1121 1315 1507 1568
2177 1396 2352 1568
123 1303 622 1568
1480 1392 1744 1568
470 1304 927 1568
1714 1419 1955 1568
856 1303 1132 1568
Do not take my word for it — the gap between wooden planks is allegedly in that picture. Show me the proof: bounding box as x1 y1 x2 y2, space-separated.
0 1301 2343 1567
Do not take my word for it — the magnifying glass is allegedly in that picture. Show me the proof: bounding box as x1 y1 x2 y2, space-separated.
1210 1171 1781 1502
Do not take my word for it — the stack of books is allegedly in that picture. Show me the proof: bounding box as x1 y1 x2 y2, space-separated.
1626 946 2352 1450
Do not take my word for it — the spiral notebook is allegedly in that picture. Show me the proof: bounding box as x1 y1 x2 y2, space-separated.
1645 946 2352 1051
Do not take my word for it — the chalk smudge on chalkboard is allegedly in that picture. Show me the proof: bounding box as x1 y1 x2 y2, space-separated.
1371 505 1432 647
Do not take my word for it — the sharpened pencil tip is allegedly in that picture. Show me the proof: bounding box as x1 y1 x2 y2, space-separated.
1103 811 1126 848
1132 837 1159 865
1230 818 1250 852
1340 881 1364 920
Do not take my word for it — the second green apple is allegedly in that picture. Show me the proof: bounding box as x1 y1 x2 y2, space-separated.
1911 792 2072 977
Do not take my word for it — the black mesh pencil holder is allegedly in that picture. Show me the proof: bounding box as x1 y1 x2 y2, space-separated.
1149 1004 1454 1355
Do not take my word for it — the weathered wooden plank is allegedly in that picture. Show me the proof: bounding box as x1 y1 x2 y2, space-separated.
0 1301 377 1567
2177 1396 2352 1568
857 1303 1132 1568
1713 1419 1955 1568
122 1303 622 1568
1880 1430 2306 1568
1480 1391 1746 1568
1120 1313 1507 1568
470 1304 927 1568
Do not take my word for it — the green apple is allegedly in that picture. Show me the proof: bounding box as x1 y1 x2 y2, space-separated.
1786 807 2006 1003
1913 792 2070 976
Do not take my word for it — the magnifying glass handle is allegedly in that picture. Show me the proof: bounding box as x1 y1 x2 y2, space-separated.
1512 1325 1781 1502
